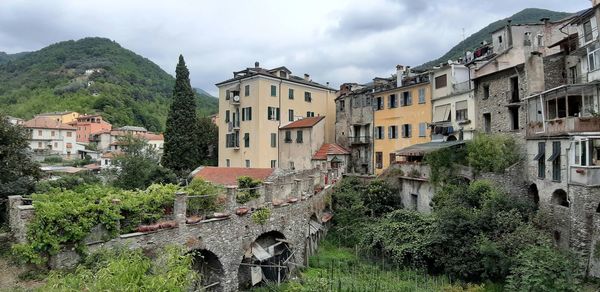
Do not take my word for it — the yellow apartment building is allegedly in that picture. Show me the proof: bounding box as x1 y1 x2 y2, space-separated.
35 111 80 124
216 63 336 168
373 69 432 174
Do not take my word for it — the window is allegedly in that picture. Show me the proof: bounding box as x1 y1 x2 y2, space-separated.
509 107 519 130
242 107 252 121
376 152 383 169
267 107 280 121
289 88 294 99
53 142 58 148
271 85 277 97
51 130 55 137
584 20 593 43
365 96 372 106
244 133 250 147
375 126 384 139
66 131 72 137
418 88 426 104
410 194 418 211
296 130 303 143
498 35 503 44
389 153 396 164
245 160 250 168
419 123 427 137
388 125 398 139
401 91 412 106
289 109 294 121
306 111 315 117
225 131 239 148
455 101 468 121
304 91 312 102
289 161 295 170
271 160 277 168
401 124 412 138
534 142 545 179
38 130 42 136
550 141 561 182
280 71 287 78
225 110 230 123
389 94 398 108
244 85 250 96
339 100 345 111
376 97 384 110
225 90 230 100
483 113 491 133
588 43 600 71
285 130 292 143
271 133 277 147
226 159 230 167
510 76 519 102
483 85 490 99
37 142 42 148
435 74 447 89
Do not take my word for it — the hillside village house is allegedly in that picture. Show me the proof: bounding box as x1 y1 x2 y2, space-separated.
216 62 336 169
373 67 432 174
35 111 80 124
430 62 476 141
24 116 82 158
68 114 112 143
6 115 24 125
278 116 326 171
335 83 375 174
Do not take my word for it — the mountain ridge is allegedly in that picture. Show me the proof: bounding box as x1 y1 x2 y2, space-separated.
0 37 217 131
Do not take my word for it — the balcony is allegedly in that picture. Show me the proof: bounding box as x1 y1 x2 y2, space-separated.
570 166 600 187
527 117 600 137
349 136 371 145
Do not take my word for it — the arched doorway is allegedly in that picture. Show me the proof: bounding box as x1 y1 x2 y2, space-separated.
190 249 225 292
551 189 569 207
238 231 293 289
528 183 539 209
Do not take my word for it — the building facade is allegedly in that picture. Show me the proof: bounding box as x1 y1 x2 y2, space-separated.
69 114 112 143
35 111 80 124
430 62 476 141
216 63 336 169
373 67 432 174
334 83 375 174
278 116 325 171
24 117 80 158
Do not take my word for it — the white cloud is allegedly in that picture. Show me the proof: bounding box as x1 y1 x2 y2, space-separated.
0 0 591 96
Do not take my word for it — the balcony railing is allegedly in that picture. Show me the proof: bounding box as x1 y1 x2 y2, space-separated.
349 136 371 145
570 166 600 187
526 116 600 137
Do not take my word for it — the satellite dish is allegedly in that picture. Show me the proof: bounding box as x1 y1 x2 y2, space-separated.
233 95 240 102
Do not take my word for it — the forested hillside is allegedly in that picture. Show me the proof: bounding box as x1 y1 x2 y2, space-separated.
418 8 573 69
0 37 217 132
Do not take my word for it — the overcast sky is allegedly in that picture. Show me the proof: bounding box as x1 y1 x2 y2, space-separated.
0 0 591 95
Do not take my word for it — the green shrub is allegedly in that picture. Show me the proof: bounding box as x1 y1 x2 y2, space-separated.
42 246 197 291
236 176 262 204
251 208 271 225
43 156 63 164
466 134 520 174
186 179 223 215
34 173 101 193
505 245 581 291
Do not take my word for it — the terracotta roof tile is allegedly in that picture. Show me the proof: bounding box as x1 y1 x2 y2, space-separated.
24 117 76 130
312 143 351 160
194 167 274 186
279 116 325 130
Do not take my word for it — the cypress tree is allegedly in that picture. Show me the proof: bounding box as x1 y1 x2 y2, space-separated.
162 55 201 176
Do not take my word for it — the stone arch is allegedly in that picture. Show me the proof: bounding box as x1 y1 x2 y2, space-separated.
305 213 324 260
189 249 225 292
238 230 293 290
528 183 539 209
551 189 569 207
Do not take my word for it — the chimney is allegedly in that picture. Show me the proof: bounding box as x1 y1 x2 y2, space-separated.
304 73 310 81
254 61 260 68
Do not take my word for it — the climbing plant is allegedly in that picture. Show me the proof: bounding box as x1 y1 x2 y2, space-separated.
251 208 271 225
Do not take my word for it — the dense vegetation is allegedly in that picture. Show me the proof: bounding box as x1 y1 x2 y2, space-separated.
417 8 572 69
11 179 221 266
0 37 217 131
42 246 197 291
326 177 582 291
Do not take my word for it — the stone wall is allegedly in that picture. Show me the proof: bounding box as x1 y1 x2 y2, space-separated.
543 53 566 90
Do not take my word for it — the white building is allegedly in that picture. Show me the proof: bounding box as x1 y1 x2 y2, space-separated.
24 117 83 158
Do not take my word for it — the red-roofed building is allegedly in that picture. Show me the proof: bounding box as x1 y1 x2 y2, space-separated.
69 114 112 143
312 143 351 178
24 117 82 157
278 117 326 171
193 166 274 186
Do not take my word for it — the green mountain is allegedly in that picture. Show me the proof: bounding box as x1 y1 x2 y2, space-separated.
0 37 218 132
417 8 573 69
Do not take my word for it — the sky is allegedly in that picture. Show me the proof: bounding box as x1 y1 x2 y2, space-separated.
0 0 592 96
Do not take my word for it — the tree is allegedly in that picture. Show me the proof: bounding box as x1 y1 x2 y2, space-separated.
162 55 201 176
197 116 218 166
0 114 41 197
112 134 177 190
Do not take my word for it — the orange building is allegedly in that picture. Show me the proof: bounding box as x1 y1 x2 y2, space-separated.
70 114 112 143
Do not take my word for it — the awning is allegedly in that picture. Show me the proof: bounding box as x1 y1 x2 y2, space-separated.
433 104 451 122
455 100 468 111
396 141 465 157
533 152 544 161
547 151 560 162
